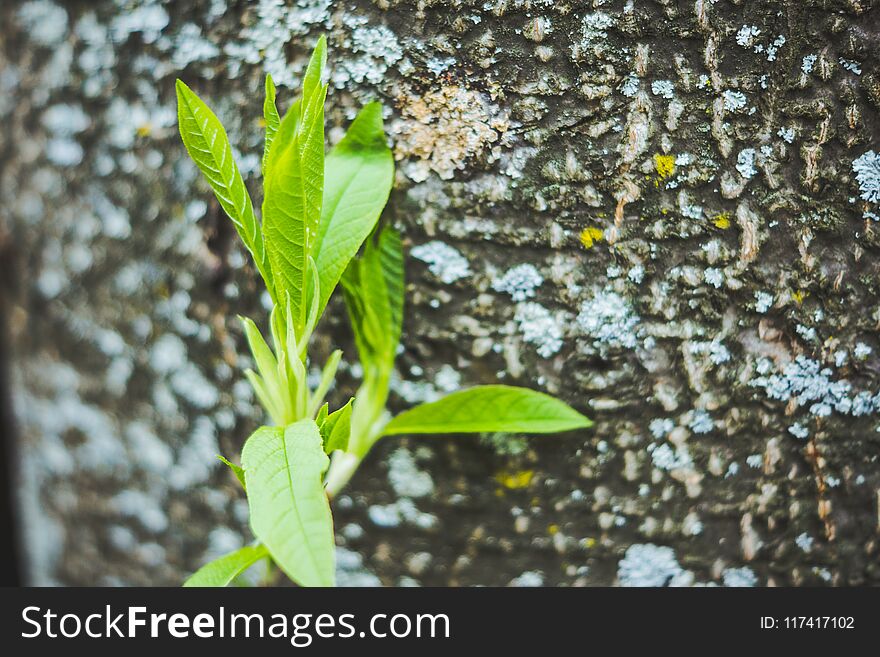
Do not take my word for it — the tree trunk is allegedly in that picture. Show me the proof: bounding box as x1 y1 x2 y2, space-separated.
2 0 879 586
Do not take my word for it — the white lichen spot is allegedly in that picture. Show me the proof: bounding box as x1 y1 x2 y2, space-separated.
689 339 730 365
736 148 757 179
425 56 456 76
852 151 880 203
387 448 434 499
795 532 813 552
754 291 774 313
839 58 862 75
620 73 639 98
722 566 757 587
618 544 691 587
788 422 810 440
368 498 437 530
628 264 645 284
172 23 220 69
411 241 471 284
46 139 83 166
801 54 817 75
492 264 544 301
722 90 747 112
777 126 795 144
514 302 564 358
735 25 761 49
648 442 693 471
110 2 169 44
42 104 90 136
649 418 674 438
113 490 168 533
766 35 785 62
651 80 675 100
854 342 872 360
580 12 614 43
224 0 331 86
689 410 714 434
509 571 544 587
751 356 880 418
18 0 68 47
702 267 723 289
332 15 402 87
576 289 640 350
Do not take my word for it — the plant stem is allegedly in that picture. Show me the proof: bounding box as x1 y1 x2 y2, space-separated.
325 451 362 498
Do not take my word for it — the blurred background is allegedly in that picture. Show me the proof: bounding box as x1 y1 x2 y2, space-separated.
2 0 880 587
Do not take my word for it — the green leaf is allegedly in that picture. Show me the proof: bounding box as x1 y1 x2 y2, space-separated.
262 74 281 174
240 315 284 423
378 226 404 350
382 385 593 436
341 228 398 371
261 38 327 334
308 349 342 417
318 398 353 453
217 454 246 491
183 544 268 587
175 79 273 300
314 102 394 317
316 402 329 426
241 422 335 587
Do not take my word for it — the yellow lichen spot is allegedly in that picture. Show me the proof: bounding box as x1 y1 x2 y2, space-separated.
582 537 597 549
713 212 731 229
136 124 152 138
579 226 604 249
653 153 676 179
792 290 807 304
494 469 534 490
548 524 559 535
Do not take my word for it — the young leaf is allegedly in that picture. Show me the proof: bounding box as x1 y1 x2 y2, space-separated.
318 398 354 453
183 544 268 587
341 229 397 370
382 385 592 436
261 38 327 333
308 349 342 417
176 80 274 299
378 226 404 350
313 102 395 317
240 315 284 423
262 74 281 173
217 454 246 491
316 402 329 426
241 422 335 587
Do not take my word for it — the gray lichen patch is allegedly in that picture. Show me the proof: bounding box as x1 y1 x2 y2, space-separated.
3 0 880 587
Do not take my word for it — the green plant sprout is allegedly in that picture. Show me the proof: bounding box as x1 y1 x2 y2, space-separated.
176 37 591 588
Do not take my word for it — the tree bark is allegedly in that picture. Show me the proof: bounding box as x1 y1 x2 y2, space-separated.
1 0 879 586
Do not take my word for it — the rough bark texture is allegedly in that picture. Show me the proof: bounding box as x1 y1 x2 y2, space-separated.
2 0 880 587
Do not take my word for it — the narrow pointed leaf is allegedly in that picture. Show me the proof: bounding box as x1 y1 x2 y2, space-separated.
308 349 342 417
314 102 394 317
242 422 335 587
183 544 268 587
217 454 246 491
176 80 273 299
262 74 281 173
240 316 278 382
378 226 404 349
318 398 353 453
382 385 592 436
261 42 327 332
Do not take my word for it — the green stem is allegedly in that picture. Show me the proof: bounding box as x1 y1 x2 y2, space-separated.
325 450 363 498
